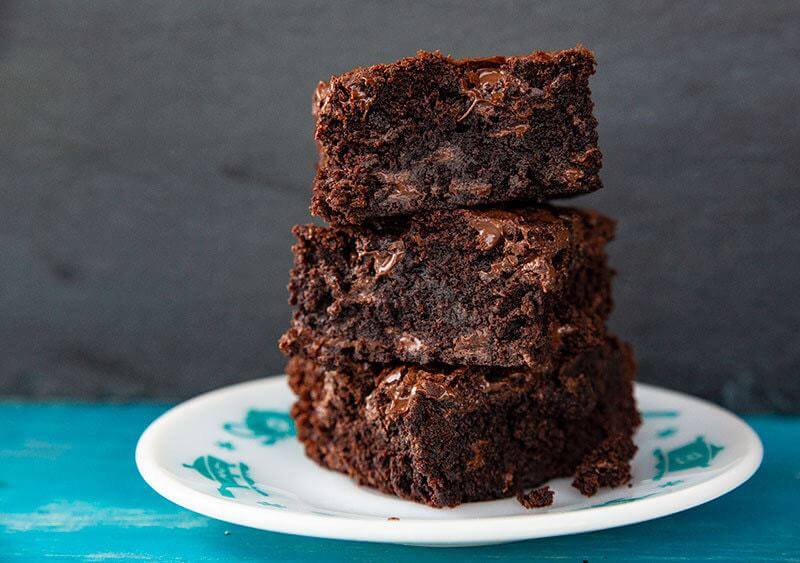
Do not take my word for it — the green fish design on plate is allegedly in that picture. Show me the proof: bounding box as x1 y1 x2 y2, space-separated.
224 409 295 445
183 455 270 498
653 436 724 480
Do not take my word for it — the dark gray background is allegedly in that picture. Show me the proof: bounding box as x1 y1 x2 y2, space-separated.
2 1 798 412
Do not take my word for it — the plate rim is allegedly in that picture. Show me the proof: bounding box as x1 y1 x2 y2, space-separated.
135 377 763 546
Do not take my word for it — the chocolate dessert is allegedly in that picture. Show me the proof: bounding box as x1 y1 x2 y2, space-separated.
288 337 639 508
312 47 601 225
280 206 614 369
280 46 639 508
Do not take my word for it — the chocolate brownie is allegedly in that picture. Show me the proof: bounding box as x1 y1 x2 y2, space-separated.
287 336 639 508
280 205 614 369
312 47 601 225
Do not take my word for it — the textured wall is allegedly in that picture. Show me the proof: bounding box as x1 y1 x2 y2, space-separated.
1 1 798 411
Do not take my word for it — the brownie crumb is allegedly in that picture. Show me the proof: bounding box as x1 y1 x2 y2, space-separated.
572 432 638 496
517 486 555 509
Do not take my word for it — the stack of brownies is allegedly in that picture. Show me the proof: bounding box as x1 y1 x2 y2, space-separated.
280 46 640 508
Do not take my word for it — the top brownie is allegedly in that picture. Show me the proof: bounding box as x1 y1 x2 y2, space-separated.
312 46 601 225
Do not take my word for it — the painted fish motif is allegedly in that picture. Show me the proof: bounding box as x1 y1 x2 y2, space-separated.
183 455 269 498
224 410 295 445
653 436 723 480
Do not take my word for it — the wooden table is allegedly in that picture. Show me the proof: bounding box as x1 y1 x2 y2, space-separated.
1 404 797 561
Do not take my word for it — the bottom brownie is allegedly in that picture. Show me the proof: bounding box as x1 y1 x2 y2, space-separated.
287 336 640 508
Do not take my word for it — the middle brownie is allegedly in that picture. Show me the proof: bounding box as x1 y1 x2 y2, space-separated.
280 205 614 368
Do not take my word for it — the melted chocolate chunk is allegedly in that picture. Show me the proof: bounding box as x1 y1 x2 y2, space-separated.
372 241 405 277
467 212 513 251
380 366 455 415
397 334 423 352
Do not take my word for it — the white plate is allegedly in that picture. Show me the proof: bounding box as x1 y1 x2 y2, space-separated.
136 377 762 547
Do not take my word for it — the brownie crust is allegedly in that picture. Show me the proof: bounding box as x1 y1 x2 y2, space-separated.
288 336 640 508
312 47 601 225
280 205 615 369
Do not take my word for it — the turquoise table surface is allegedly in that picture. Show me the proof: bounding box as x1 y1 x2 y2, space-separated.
1 404 797 562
